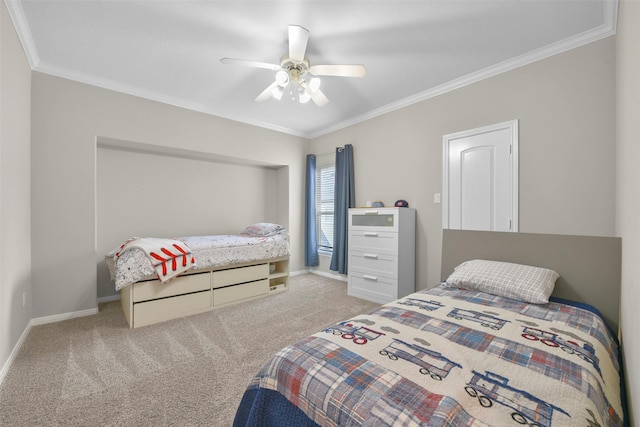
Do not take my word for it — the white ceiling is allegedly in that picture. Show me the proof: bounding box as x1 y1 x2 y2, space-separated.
6 0 617 139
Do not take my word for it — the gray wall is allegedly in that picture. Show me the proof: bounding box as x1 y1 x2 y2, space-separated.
31 72 307 319
310 37 616 292
2 6 636 422
0 1 32 376
96 144 285 299
616 1 639 424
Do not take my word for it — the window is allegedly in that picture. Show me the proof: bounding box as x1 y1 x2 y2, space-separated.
316 161 335 253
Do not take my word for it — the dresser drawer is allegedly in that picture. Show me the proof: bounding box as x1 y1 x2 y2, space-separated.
349 209 399 232
348 271 398 304
349 252 397 279
349 231 398 255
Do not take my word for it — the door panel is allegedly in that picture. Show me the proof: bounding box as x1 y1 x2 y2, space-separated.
443 120 518 232
460 146 494 230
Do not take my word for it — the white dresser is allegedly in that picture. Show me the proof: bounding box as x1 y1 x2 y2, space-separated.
347 207 416 304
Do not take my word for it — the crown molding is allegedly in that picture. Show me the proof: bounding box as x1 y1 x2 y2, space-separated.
32 60 311 139
308 0 618 139
6 0 617 141
4 0 39 68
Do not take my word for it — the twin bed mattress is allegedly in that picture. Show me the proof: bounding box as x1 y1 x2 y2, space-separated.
106 232 290 290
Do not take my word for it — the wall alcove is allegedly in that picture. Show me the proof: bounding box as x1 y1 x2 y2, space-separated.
95 137 289 300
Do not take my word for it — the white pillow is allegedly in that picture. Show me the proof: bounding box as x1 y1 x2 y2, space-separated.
240 223 286 237
445 259 559 304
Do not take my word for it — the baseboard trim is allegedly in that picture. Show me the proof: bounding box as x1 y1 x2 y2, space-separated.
31 307 99 326
309 269 348 282
0 320 33 386
289 269 309 277
97 294 120 304
1 306 100 386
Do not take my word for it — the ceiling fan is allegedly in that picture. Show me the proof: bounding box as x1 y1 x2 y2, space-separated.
220 25 366 107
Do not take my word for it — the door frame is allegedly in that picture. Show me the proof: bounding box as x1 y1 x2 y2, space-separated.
442 119 519 231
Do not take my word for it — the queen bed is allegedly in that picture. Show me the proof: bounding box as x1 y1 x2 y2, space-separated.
105 223 291 328
233 229 625 426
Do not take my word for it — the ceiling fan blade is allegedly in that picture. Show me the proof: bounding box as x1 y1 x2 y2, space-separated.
309 64 366 77
255 81 278 102
288 25 309 63
220 58 281 71
310 88 329 107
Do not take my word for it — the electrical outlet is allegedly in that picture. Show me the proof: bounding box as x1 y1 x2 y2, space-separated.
22 292 26 307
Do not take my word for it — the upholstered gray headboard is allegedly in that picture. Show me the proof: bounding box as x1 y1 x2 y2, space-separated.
441 229 622 333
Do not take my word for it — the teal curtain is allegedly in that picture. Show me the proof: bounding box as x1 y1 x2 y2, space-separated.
304 154 319 266
330 144 355 274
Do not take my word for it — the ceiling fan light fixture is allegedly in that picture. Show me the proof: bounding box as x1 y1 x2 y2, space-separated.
309 77 321 93
222 25 366 107
298 88 311 104
275 70 289 87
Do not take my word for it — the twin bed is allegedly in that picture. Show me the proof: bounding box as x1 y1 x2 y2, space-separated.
106 223 291 328
234 229 625 426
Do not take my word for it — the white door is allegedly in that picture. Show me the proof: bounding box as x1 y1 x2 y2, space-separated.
443 120 518 232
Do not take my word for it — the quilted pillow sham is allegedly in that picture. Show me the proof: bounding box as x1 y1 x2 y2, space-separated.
445 259 559 304
240 223 286 237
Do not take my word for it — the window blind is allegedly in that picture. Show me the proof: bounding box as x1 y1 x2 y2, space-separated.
316 164 335 251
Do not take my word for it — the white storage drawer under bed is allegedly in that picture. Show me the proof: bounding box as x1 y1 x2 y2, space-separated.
133 291 211 328
212 264 269 288
132 272 210 303
214 279 269 306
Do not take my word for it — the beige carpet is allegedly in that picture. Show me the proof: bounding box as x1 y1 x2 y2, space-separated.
0 274 380 427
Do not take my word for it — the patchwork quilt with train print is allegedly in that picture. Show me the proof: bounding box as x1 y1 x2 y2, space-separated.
234 286 624 427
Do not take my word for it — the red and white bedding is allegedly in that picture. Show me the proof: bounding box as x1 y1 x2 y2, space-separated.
234 286 624 426
113 237 196 284
106 233 289 290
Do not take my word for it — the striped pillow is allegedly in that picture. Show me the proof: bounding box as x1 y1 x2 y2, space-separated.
445 259 559 304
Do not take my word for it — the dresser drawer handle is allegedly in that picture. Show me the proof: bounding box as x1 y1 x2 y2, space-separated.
364 232 379 237
363 275 378 281
363 253 379 259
